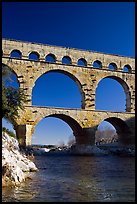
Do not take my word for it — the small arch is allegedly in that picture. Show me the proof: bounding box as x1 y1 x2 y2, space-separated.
77 58 87 67
92 60 102 68
29 51 39 61
108 62 117 71
123 64 132 73
62 56 72 65
10 50 22 59
45 53 56 63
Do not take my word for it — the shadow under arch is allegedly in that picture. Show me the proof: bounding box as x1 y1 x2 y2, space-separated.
104 117 132 144
32 69 85 109
95 75 131 112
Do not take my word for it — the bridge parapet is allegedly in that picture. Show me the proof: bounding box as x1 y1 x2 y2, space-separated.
2 38 135 72
15 106 135 127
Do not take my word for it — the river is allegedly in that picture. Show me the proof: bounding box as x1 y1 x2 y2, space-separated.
2 154 135 202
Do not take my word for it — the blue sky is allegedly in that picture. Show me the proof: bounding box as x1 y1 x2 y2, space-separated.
2 2 135 145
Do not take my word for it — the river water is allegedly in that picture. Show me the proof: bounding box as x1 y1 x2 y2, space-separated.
2 154 135 202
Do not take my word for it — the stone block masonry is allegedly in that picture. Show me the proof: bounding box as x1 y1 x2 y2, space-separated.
2 39 135 146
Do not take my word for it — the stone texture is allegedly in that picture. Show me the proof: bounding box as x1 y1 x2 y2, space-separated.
2 39 135 146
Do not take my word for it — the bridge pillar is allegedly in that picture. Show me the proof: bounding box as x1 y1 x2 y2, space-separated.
117 131 134 145
75 127 97 145
83 88 96 110
23 87 33 106
15 124 34 146
131 97 135 112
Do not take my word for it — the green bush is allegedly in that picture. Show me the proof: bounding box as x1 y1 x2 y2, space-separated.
2 64 26 125
2 127 16 139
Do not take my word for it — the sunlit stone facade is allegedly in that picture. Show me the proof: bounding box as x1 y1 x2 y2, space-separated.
2 39 135 146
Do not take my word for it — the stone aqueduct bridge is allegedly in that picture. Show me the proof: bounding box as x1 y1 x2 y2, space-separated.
2 39 135 146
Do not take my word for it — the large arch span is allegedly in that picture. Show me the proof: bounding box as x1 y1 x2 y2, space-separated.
2 39 135 146
34 114 83 145
95 75 131 112
14 106 135 146
104 117 132 144
32 69 85 109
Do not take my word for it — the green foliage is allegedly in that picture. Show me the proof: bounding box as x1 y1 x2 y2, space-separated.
2 64 26 124
2 127 16 139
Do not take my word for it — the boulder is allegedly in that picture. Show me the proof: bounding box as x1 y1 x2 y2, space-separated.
2 131 38 187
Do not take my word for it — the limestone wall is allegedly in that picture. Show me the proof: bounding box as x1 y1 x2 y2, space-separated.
2 39 135 112
2 39 135 146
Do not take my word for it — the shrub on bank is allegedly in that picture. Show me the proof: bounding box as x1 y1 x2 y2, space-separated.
2 127 16 139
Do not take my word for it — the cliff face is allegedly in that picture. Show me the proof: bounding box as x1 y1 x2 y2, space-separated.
2 131 38 187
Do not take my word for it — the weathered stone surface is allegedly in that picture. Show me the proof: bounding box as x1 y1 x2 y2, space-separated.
2 39 135 146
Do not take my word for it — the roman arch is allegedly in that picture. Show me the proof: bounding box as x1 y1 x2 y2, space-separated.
2 39 135 146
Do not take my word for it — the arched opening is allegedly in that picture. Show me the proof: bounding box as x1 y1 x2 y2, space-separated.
62 56 71 65
29 51 39 61
108 62 117 71
95 121 117 145
45 53 56 63
32 70 85 109
95 117 131 145
10 49 22 59
92 60 102 68
123 64 132 73
32 114 82 146
105 117 131 144
77 58 87 66
95 76 131 112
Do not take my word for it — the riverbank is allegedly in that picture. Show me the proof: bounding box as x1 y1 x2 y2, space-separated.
22 142 135 157
2 131 38 187
97 143 135 157
2 131 134 186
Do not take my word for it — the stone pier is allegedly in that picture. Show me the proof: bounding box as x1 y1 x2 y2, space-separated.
2 39 135 146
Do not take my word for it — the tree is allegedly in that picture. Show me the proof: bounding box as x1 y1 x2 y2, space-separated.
95 128 117 144
2 64 26 125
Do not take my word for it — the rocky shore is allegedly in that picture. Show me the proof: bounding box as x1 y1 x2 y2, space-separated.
2 131 38 187
23 143 135 157
22 144 108 156
2 131 134 188
97 143 135 157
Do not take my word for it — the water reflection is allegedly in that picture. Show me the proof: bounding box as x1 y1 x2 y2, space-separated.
2 155 135 202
